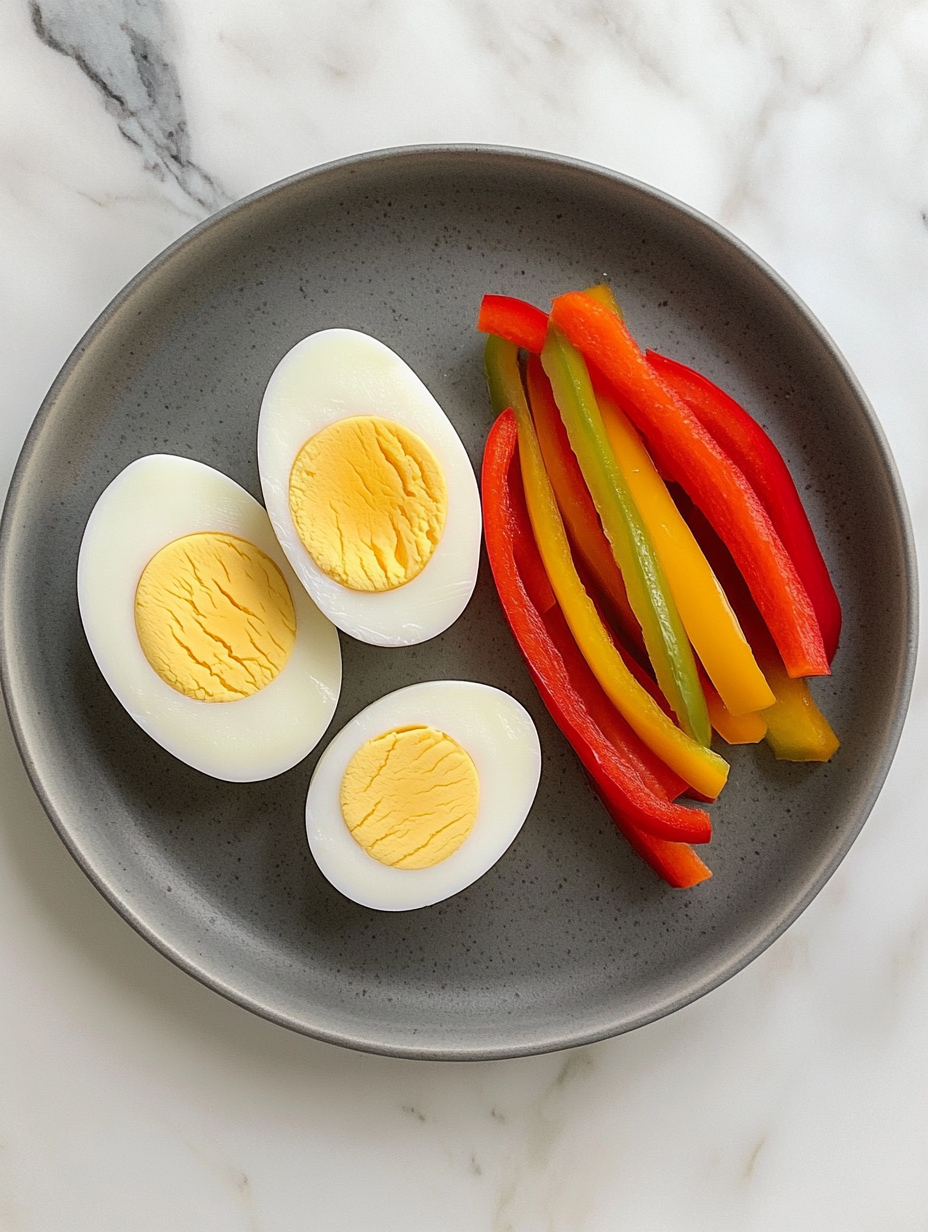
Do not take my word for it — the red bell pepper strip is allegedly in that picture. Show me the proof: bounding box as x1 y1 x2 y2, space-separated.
482 408 713 848
549 291 829 679
477 294 549 354
585 773 712 889
647 350 841 662
513 509 557 615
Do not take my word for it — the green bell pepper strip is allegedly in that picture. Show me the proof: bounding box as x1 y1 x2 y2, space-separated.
540 324 711 747
484 332 528 429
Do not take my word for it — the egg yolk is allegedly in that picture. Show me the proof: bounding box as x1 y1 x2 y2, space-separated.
288 416 447 592
340 724 479 869
134 532 297 702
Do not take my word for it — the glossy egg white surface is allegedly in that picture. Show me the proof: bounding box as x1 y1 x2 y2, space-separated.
257 329 482 647
305 680 541 911
77 455 342 782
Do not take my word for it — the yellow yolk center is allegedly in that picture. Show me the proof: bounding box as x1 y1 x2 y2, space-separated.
340 725 479 869
288 415 447 592
134 532 297 702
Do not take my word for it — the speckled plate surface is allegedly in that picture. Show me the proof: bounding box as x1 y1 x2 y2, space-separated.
0 146 916 1059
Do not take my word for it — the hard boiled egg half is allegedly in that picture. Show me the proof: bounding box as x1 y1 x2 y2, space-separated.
305 680 541 911
77 454 342 781
257 329 481 647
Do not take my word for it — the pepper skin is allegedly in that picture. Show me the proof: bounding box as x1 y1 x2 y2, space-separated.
586 772 713 889
477 293 549 354
703 675 768 745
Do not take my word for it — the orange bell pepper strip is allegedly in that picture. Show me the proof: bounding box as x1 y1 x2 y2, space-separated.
548 291 829 680
582 282 624 317
595 383 775 716
484 337 729 800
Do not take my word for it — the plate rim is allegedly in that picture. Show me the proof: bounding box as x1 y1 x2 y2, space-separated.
0 143 919 1060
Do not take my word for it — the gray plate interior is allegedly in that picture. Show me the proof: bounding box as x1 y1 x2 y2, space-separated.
0 147 916 1059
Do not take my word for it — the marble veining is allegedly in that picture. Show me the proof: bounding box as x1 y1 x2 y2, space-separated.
2 1 928 1229
29 0 227 213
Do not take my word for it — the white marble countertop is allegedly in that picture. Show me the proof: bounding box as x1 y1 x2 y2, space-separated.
2 1 927 1227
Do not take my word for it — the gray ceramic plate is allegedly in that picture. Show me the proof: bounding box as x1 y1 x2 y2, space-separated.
0 147 916 1060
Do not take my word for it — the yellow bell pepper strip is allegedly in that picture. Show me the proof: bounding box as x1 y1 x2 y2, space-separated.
496 408 692 803
582 282 624 317
703 675 768 745
524 353 643 655
540 324 712 747
549 291 830 680
486 333 643 655
487 340 729 799
684 494 839 761
759 657 839 761
595 383 775 716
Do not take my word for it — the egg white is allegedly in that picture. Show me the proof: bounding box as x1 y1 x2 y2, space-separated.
77 454 342 782
305 680 541 911
257 329 482 647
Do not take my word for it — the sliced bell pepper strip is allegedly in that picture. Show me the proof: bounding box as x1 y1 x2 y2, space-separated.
477 294 548 354
484 331 530 428
757 656 839 761
647 349 842 662
484 343 729 799
595 383 775 716
703 677 767 745
524 354 642 653
548 291 829 680
541 324 712 747
513 509 557 615
681 493 839 762
481 407 713 850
